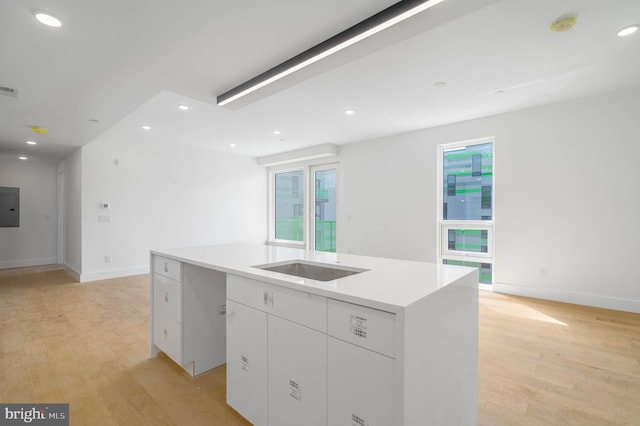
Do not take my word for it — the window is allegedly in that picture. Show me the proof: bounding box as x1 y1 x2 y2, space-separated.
273 169 305 242
438 138 494 285
312 165 337 252
269 164 337 252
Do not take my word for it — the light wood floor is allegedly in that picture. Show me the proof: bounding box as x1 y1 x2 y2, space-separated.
1 267 639 425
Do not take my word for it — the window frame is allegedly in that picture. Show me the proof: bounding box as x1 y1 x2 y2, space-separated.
440 222 494 259
437 136 495 286
310 163 338 253
268 166 308 249
268 162 338 251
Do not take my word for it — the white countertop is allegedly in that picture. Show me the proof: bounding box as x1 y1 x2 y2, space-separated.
151 243 476 312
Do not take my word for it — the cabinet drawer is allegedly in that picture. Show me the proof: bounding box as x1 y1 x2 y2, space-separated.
328 299 395 358
153 255 182 281
153 273 182 322
227 274 327 333
154 311 183 365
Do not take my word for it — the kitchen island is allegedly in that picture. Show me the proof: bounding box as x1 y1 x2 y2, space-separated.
149 243 478 425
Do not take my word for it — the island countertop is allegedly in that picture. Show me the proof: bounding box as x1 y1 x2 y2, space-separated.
151 243 477 312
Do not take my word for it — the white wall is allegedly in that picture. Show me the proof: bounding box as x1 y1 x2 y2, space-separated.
0 158 58 268
338 88 640 312
79 136 267 281
58 149 82 278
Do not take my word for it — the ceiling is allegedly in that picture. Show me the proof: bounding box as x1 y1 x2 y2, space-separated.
1 0 639 162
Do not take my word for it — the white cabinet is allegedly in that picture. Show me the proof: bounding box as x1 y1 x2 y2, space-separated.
226 300 268 426
150 256 227 376
151 245 478 426
226 274 328 426
268 315 327 426
328 337 394 426
152 257 184 365
327 299 396 426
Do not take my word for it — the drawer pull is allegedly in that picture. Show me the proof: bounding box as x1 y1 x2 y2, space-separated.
164 262 169 273
163 329 168 339
263 291 274 307
164 291 169 302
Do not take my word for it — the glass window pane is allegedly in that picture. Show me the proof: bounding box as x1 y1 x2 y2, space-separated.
314 169 336 252
443 143 493 220
443 259 493 284
446 229 488 254
275 170 304 241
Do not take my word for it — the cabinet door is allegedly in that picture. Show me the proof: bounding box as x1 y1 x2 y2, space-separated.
268 315 327 426
328 337 394 426
226 301 268 426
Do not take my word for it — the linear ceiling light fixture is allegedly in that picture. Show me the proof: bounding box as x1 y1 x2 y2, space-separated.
216 0 447 106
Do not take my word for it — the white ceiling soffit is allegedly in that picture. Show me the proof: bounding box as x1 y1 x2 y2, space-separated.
1 0 639 161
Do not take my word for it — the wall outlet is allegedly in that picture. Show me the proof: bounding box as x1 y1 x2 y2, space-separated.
540 267 548 278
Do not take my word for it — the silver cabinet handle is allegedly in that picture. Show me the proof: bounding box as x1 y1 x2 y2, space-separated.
164 262 169 273
263 291 274 307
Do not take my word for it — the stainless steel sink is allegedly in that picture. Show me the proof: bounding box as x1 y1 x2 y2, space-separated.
253 260 367 282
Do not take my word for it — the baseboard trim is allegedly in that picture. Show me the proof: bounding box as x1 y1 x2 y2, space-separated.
63 264 81 281
79 265 149 283
0 257 58 270
493 282 640 314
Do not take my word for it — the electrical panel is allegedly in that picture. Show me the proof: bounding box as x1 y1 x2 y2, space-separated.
0 187 19 227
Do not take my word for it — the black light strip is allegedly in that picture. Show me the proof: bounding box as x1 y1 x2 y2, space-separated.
216 0 445 106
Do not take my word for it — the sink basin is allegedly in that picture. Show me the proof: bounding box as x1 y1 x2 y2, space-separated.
253 260 367 282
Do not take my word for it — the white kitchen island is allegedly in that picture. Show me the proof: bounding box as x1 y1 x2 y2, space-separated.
149 243 478 426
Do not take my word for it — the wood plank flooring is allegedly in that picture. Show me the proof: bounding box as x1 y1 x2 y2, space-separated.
1 267 639 425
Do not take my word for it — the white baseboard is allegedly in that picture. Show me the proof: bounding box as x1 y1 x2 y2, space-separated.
493 282 640 314
0 257 58 270
79 265 150 283
63 264 81 281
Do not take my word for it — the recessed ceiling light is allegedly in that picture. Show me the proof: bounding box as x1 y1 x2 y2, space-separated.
344 109 356 115
273 130 281 135
26 141 37 145
617 25 638 37
178 104 189 111
34 12 62 28
19 156 28 160
142 125 151 130
229 143 237 148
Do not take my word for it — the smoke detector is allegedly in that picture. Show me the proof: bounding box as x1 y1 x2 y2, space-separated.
551 15 577 32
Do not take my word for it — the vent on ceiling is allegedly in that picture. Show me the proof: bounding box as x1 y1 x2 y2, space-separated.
0 86 18 97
